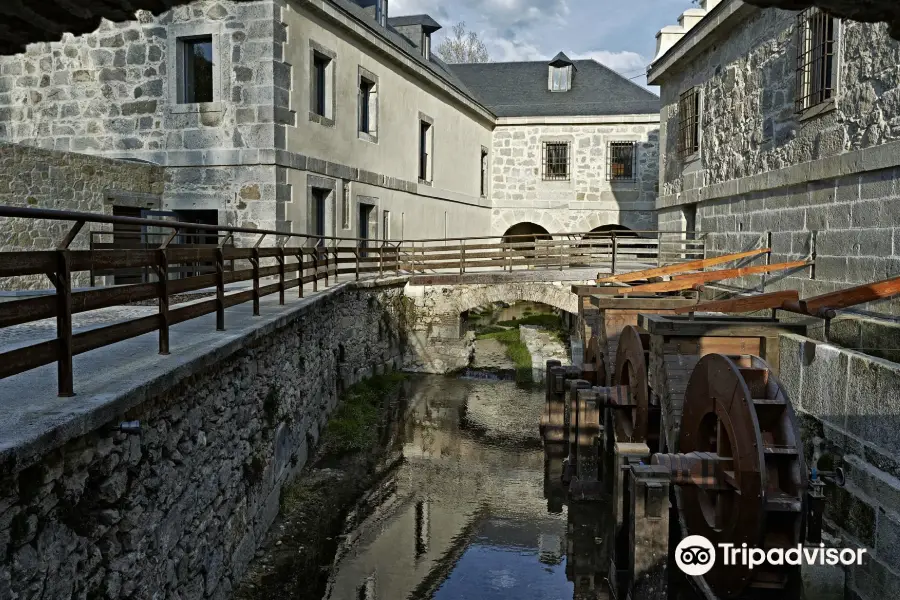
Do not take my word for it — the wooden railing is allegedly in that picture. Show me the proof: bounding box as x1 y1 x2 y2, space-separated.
0 206 706 396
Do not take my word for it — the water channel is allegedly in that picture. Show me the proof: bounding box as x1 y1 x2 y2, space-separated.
321 374 575 600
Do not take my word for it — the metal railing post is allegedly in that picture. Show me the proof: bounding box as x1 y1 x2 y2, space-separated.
611 233 618 276
355 247 360 280
379 243 384 277
460 239 465 275
157 248 170 355
54 249 74 397
313 248 319 292
298 249 305 298
215 246 226 331
278 245 285 305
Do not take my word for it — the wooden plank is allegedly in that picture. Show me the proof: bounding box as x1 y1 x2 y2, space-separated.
0 295 56 327
168 299 217 326
0 251 57 277
628 260 809 293
597 248 771 283
0 339 59 378
69 249 157 271
589 297 699 310
673 290 800 315
803 275 900 313
72 314 160 356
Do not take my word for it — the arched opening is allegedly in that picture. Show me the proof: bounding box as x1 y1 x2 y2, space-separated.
501 222 552 244
580 224 651 265
583 224 638 239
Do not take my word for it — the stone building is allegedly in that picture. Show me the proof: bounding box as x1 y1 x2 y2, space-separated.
454 54 661 238
0 0 660 247
650 0 900 306
650 2 900 599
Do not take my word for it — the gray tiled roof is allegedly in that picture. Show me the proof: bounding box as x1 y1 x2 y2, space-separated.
387 14 442 31
450 60 660 118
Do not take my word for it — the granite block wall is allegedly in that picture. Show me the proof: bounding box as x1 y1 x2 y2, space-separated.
0 143 165 290
491 122 660 236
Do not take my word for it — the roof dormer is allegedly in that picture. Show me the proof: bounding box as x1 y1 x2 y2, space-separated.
548 52 575 92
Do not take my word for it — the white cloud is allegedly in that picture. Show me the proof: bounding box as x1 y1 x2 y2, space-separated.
485 37 545 62
569 50 649 76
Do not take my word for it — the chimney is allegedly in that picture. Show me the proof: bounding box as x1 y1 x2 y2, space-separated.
678 8 707 31
701 0 722 11
654 25 686 62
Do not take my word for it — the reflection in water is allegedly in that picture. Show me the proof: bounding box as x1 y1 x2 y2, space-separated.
323 375 575 600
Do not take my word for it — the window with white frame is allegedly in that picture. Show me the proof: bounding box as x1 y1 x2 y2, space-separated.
549 66 571 92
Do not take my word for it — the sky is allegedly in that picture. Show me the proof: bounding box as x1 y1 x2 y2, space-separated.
390 0 696 93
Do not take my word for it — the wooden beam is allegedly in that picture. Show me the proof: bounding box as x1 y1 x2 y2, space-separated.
803 275 900 313
673 290 801 315
597 248 771 283
627 260 810 294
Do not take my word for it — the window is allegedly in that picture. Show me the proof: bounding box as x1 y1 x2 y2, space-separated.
419 119 433 183
683 203 697 238
608 142 637 182
550 66 571 92
312 53 330 117
480 147 488 197
375 0 388 27
342 184 351 230
382 210 391 240
678 87 700 159
796 8 838 112
312 188 328 247
358 74 378 140
542 142 570 181
179 36 214 104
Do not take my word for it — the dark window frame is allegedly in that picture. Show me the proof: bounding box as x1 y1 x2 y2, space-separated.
678 87 700 159
608 141 638 182
180 35 214 104
358 77 375 135
796 8 837 113
480 147 488 197
419 120 432 183
312 53 330 117
312 187 328 247
542 141 570 181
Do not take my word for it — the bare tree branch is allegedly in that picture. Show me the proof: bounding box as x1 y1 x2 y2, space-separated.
436 22 490 64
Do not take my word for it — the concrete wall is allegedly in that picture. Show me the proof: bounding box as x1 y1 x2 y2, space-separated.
653 6 900 312
0 143 165 290
780 333 900 600
0 279 407 600
490 118 660 236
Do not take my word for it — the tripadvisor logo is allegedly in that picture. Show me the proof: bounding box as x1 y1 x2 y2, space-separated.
675 536 867 576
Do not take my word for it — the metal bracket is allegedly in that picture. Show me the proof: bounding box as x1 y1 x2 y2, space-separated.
218 232 234 248
159 227 179 249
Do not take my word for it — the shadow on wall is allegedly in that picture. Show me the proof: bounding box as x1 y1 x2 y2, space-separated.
501 222 552 244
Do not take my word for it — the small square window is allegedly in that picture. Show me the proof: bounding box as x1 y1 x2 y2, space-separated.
180 36 214 104
678 88 700 159
608 142 637 182
796 8 838 112
542 142 570 181
359 76 378 139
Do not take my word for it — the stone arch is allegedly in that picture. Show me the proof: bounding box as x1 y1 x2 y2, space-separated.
501 222 552 243
583 224 639 238
446 283 580 318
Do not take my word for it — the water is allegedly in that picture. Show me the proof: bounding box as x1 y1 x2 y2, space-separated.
322 375 579 600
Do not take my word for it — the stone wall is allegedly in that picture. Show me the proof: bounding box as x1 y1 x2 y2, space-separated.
490 120 660 236
780 333 900 600
0 279 407 600
0 143 165 290
0 0 286 233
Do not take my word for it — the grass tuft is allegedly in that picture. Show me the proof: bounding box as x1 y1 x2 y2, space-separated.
324 372 407 455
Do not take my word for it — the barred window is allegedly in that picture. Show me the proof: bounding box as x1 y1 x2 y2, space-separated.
796 8 837 112
608 142 637 181
542 142 570 181
678 87 700 159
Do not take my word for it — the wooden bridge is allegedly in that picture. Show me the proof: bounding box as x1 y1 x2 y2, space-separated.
0 206 709 396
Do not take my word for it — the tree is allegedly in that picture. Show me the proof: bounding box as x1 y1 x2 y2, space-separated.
436 22 490 64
